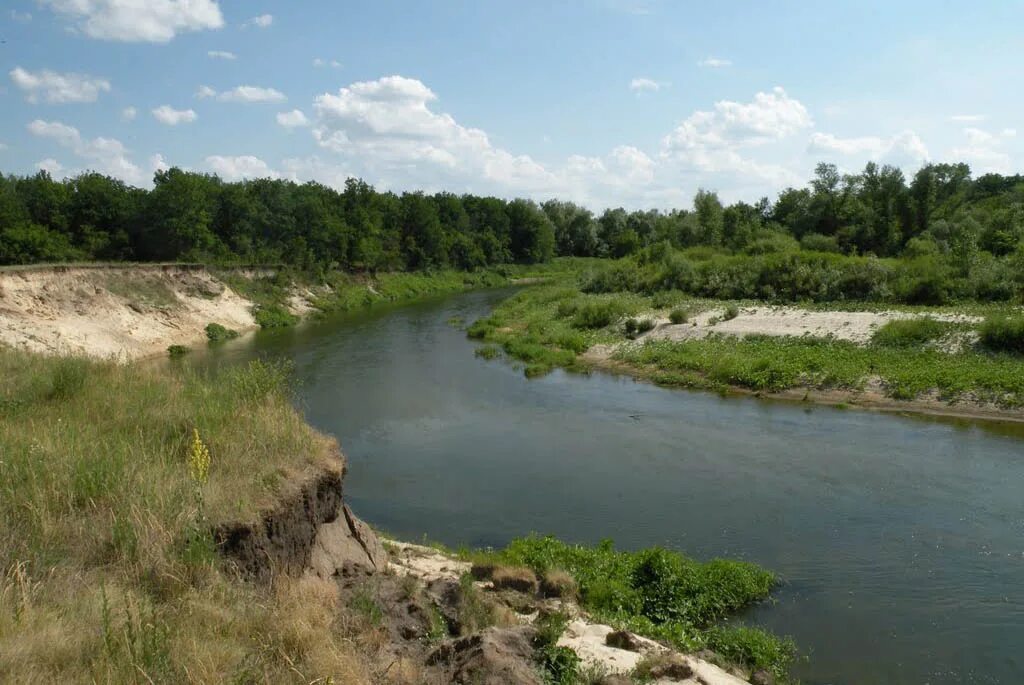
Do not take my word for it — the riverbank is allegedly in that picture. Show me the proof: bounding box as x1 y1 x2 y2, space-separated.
468 282 1024 423
0 347 787 683
0 261 584 362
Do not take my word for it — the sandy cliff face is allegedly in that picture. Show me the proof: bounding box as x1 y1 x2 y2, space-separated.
0 265 257 360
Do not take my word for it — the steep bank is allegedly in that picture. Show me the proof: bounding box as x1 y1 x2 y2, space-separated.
0 264 259 360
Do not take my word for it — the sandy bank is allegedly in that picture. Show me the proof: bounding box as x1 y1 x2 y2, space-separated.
0 265 258 361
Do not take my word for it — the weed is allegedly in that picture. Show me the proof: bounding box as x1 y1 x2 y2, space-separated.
979 315 1024 354
871 317 947 348
167 344 190 357
669 308 689 325
204 322 239 342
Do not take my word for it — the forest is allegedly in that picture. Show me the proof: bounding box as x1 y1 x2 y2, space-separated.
2 161 1023 302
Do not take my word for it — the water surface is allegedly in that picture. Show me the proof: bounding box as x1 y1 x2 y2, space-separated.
200 288 1024 685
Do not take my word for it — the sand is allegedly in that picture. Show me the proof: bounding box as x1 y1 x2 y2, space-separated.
0 266 258 361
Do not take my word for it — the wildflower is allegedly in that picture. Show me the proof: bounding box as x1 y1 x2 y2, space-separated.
187 428 211 484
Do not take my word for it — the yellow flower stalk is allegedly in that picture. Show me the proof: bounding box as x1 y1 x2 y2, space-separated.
187 428 211 484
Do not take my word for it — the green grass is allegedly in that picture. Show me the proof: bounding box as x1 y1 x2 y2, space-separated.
620 335 1024 406
871 317 949 348
0 348 381 682
469 535 794 680
979 315 1024 354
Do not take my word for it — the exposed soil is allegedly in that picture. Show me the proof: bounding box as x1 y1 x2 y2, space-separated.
0 265 257 360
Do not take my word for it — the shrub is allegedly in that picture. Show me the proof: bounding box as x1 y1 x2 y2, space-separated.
533 611 580 685
669 308 689 325
572 299 628 329
48 357 89 400
705 625 797 682
979 315 1024 354
722 304 739 321
254 305 299 329
800 232 843 253
474 345 501 360
167 344 190 357
871 317 947 348
204 322 239 342
625 317 657 338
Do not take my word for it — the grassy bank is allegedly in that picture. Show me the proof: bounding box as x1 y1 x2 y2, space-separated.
467 266 1024 411
0 349 378 682
218 259 597 331
469 535 796 681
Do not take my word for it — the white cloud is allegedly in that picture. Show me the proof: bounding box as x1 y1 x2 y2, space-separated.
206 155 279 180
217 85 286 103
195 85 217 99
629 77 665 93
276 109 309 128
243 14 272 28
313 58 343 68
27 119 143 184
10 9 32 22
950 114 986 123
950 126 1015 174
152 105 197 125
121 106 137 121
150 154 170 173
39 0 223 43
207 50 236 60
37 158 64 175
698 57 732 68
9 67 111 104
807 130 929 166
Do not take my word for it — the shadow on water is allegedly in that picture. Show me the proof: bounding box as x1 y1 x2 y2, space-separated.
188 287 1024 685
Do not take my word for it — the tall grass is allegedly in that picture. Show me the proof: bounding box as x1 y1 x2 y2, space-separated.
0 349 380 683
979 315 1024 354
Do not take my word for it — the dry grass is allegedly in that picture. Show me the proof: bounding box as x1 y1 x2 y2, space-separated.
490 566 539 594
0 348 373 683
540 569 578 599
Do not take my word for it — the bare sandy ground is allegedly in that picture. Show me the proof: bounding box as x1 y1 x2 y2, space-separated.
0 266 257 361
643 305 981 345
387 540 752 684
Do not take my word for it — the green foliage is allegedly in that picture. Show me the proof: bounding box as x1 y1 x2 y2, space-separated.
871 318 947 348
571 298 631 329
625 317 656 338
254 305 298 329
48 357 89 400
533 612 581 685
669 308 689 324
204 322 239 342
705 625 798 682
474 344 502 360
477 535 790 678
167 344 191 357
722 304 739 321
979 315 1024 354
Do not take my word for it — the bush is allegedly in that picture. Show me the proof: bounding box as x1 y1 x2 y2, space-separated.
48 358 89 400
871 317 947 348
204 322 239 342
722 304 739 321
625 317 656 338
572 299 628 329
254 305 299 329
979 315 1024 354
167 344 191 357
800 232 843 253
705 625 797 681
669 308 689 325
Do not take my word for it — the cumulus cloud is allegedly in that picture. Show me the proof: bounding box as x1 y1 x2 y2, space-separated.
217 85 286 103
807 130 929 166
9 67 111 104
313 58 343 68
121 106 137 121
243 14 272 28
950 127 1015 173
698 57 732 68
37 158 64 175
276 109 309 128
206 155 279 180
39 0 223 42
629 78 665 93
195 85 217 99
207 50 236 60
152 105 197 125
27 119 143 184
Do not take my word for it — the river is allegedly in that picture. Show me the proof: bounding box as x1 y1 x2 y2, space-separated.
197 287 1024 685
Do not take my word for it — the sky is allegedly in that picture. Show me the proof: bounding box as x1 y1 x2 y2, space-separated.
0 0 1022 210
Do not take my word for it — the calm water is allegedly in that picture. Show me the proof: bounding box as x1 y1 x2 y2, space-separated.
198 288 1024 685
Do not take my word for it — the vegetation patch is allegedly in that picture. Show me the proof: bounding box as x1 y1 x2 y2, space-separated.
871 317 948 348
979 315 1024 354
469 535 794 680
204 322 240 342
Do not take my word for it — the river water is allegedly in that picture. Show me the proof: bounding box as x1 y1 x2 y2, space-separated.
198 287 1024 685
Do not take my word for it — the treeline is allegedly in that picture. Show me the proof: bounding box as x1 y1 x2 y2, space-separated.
1 161 1023 272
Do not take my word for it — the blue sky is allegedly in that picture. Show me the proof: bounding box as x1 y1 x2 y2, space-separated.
1 0 1021 209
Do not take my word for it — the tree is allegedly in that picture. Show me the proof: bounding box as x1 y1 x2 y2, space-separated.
693 189 724 245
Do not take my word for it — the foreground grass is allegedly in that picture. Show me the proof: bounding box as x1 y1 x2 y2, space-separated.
0 349 380 683
469 535 796 681
470 279 1024 409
